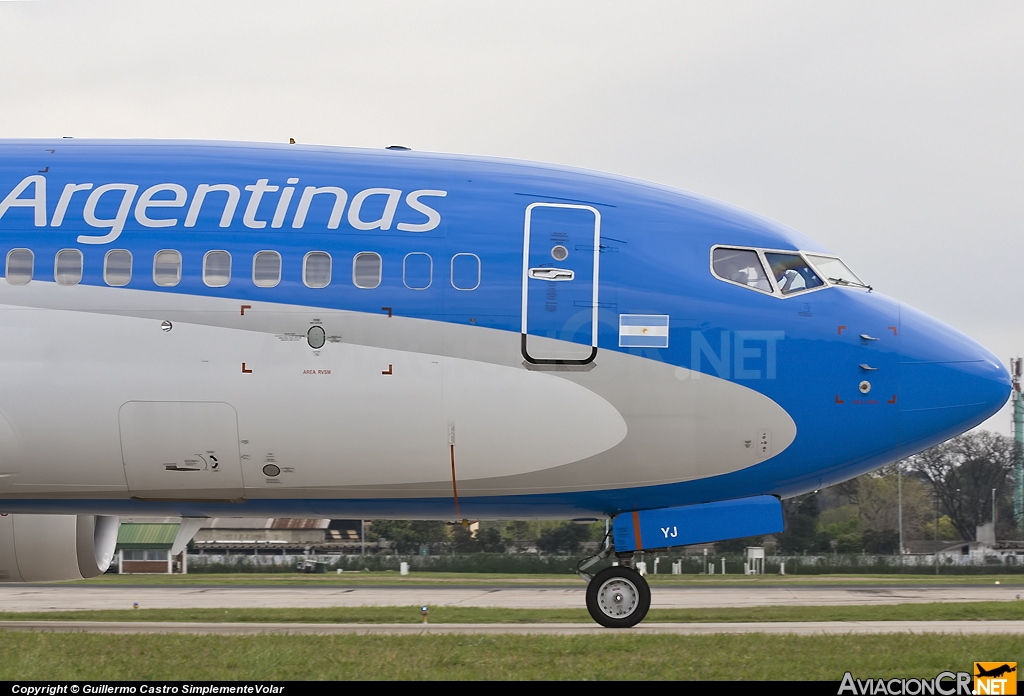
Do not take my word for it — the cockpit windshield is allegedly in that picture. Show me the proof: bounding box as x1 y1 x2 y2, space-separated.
711 247 773 293
763 252 824 295
710 246 867 297
804 254 868 289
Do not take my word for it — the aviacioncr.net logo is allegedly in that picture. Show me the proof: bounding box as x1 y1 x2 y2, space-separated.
838 671 973 695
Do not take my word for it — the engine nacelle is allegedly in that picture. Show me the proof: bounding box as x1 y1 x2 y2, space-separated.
0 514 119 582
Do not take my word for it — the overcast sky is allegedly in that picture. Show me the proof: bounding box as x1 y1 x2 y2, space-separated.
2 1 1022 433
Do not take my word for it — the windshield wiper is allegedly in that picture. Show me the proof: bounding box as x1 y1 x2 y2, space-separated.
829 276 873 291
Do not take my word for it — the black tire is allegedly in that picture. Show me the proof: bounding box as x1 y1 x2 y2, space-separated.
585 565 651 628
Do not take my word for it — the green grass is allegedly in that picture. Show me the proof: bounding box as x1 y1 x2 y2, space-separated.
3 601 1024 624
75 571 1024 587
1 632 1019 680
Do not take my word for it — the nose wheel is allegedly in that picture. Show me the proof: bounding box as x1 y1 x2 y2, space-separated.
585 565 651 628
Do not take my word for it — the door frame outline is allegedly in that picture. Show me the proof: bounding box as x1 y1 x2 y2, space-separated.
521 202 601 365
118 400 245 501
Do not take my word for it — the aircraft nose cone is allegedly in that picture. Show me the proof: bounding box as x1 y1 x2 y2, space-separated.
898 303 1010 451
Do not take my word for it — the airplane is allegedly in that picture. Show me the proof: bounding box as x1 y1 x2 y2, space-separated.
0 139 1009 627
975 664 1016 679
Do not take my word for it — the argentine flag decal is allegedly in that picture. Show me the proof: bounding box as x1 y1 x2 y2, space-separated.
619 314 669 348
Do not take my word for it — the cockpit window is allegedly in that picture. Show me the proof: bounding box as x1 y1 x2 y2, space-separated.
710 245 864 297
712 247 772 293
764 252 824 295
805 254 868 289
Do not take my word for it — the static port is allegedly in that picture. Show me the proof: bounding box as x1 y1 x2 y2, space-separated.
307 325 326 349
262 464 281 477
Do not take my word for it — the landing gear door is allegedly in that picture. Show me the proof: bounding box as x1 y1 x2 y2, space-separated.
119 401 244 500
521 203 600 365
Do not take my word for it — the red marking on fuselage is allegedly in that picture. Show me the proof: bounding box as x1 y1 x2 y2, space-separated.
632 510 642 550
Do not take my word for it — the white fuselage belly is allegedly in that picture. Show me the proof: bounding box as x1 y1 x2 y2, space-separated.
0 283 795 502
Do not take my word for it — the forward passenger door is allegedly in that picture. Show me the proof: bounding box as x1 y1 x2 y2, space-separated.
521 203 600 364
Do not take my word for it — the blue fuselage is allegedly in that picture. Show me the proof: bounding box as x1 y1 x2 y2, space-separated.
0 140 1009 519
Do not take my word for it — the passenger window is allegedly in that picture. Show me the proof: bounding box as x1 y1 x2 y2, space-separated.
711 247 772 293
353 252 381 289
153 250 182 287
6 248 33 285
54 249 83 286
764 252 824 295
451 253 480 291
253 251 282 288
303 252 332 288
104 249 132 287
403 252 432 290
203 250 231 287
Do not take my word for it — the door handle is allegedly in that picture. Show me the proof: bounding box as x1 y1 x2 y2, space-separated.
529 268 575 281
860 334 879 341
859 364 879 371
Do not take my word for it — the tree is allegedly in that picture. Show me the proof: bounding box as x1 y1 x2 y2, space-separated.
450 524 477 553
368 520 449 553
536 523 591 554
505 520 533 541
776 493 830 553
820 517 863 553
831 463 932 542
448 524 507 553
714 536 764 553
902 431 1015 541
862 529 899 554
477 526 507 553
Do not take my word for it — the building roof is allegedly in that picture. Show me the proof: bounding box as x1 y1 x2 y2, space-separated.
116 523 179 550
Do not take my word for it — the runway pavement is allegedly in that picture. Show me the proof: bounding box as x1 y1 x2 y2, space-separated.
1 620 1023 635
0 582 1021 612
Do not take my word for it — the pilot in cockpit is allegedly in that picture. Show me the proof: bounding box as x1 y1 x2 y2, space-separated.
775 268 796 293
